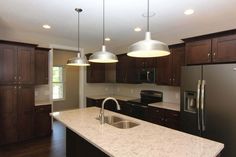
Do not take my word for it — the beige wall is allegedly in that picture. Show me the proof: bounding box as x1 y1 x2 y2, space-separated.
53 49 80 111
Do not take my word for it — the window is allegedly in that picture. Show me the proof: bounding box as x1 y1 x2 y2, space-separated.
53 66 65 100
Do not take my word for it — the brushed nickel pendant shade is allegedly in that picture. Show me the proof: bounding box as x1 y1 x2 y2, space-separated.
127 0 170 58
67 8 90 66
89 0 118 63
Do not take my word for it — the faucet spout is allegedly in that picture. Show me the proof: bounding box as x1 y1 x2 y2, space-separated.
99 97 120 124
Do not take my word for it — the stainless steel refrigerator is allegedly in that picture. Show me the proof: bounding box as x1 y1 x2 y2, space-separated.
181 64 236 157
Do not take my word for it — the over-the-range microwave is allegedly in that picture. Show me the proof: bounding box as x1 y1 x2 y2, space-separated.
138 68 156 83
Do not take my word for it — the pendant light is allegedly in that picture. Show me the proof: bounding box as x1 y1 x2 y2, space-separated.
67 8 90 66
89 0 118 63
127 0 170 58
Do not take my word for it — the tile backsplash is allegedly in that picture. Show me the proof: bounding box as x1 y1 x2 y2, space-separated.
113 83 180 104
35 85 51 104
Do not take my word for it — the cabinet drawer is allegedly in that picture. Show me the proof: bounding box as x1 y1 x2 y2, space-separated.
165 110 180 119
35 105 51 113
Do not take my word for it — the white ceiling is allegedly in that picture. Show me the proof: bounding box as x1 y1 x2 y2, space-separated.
1 0 236 53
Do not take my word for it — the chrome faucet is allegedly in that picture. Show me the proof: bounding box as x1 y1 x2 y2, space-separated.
99 97 121 124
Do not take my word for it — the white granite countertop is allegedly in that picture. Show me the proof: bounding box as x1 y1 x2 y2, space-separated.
87 95 136 101
51 107 223 157
35 101 52 106
148 102 180 111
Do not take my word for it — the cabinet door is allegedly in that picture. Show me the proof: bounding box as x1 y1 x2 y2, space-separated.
156 55 172 85
185 39 212 65
116 54 127 83
0 44 18 84
86 54 105 83
0 86 18 145
171 47 185 86
147 107 165 125
17 46 35 84
34 105 52 137
17 85 34 141
212 34 236 63
164 110 180 130
35 49 49 84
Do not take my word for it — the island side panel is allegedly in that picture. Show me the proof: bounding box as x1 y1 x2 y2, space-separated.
66 128 110 157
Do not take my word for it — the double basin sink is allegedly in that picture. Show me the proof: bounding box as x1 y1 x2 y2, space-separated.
97 115 139 129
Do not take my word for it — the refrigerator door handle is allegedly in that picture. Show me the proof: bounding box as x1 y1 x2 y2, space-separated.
201 80 206 131
197 80 201 131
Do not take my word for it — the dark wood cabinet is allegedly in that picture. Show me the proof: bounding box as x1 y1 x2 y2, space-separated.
185 32 236 65
17 46 35 85
0 85 35 145
0 86 18 145
136 58 156 69
185 39 211 65
116 54 138 83
156 44 185 86
0 41 36 145
0 44 18 84
35 48 49 84
156 55 172 85
86 54 106 83
212 34 236 63
0 42 36 85
34 105 52 137
171 46 186 86
147 106 180 130
17 85 35 142
66 128 109 157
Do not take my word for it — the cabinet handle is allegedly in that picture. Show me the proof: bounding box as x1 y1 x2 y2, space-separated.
14 76 17 80
19 86 21 89
208 53 211 57
213 53 216 56
14 86 17 89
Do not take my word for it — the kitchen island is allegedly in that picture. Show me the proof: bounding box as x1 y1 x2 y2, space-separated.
51 107 223 157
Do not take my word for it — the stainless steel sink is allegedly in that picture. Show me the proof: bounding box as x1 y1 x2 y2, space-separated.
96 115 139 129
111 120 139 129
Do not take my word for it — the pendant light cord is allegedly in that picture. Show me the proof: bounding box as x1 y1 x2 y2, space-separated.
103 0 105 46
75 8 82 53
147 0 150 32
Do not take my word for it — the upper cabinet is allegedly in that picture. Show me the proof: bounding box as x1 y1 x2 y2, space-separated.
35 48 49 85
116 54 138 83
184 31 236 65
212 34 236 63
0 41 36 85
86 53 106 83
136 58 156 69
185 39 211 65
156 44 185 86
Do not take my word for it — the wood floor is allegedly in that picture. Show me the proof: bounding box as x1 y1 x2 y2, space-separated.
0 121 66 157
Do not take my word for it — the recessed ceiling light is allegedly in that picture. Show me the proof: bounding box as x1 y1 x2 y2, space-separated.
105 37 111 41
134 27 142 32
184 9 194 15
43 24 51 29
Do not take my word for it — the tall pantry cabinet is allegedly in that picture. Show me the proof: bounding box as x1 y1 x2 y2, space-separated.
0 41 36 145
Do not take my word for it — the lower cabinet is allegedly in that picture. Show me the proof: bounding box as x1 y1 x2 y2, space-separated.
147 106 180 130
34 105 52 138
0 85 35 145
66 128 109 157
